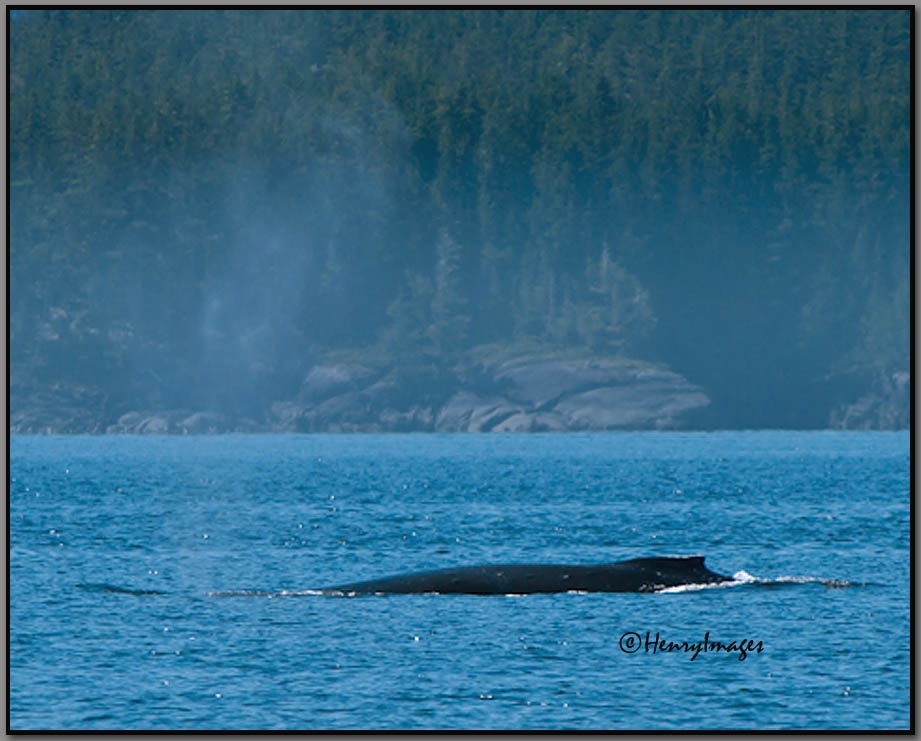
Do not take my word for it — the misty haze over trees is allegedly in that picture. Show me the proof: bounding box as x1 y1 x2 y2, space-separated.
9 9 910 432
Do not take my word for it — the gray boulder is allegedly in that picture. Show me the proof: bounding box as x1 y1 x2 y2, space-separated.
434 392 526 432
297 364 379 402
379 406 434 432
135 415 171 434
178 411 226 434
269 400 307 430
492 411 567 433
108 411 143 433
493 358 638 408
553 373 710 430
467 356 710 430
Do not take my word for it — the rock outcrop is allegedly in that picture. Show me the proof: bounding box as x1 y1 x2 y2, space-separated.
265 355 711 433
829 371 910 430
7 353 715 433
8 381 110 434
102 410 243 434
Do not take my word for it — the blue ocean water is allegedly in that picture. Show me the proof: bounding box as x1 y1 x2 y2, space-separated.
9 431 911 731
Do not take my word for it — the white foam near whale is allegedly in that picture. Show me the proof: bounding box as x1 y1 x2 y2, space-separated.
656 570 857 594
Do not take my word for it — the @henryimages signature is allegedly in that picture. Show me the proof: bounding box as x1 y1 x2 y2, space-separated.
620 631 764 661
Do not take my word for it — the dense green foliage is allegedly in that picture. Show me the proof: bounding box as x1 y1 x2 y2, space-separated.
10 9 910 426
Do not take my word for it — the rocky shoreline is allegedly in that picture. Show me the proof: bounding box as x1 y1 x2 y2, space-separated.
275 357 711 433
10 355 714 434
9 355 909 434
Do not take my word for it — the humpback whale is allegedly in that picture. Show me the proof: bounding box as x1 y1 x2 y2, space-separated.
318 555 730 595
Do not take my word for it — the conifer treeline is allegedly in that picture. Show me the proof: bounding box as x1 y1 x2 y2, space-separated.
10 9 909 426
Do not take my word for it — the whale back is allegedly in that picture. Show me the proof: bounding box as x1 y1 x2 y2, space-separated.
320 555 729 595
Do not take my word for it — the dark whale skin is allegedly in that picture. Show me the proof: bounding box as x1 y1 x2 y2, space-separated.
319 556 730 595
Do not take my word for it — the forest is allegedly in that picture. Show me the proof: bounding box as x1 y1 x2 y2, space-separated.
9 9 911 430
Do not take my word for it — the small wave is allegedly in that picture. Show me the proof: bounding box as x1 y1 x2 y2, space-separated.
278 588 325 596
655 570 861 594
205 588 325 598
760 575 862 588
656 580 741 594
205 589 271 597
76 583 167 596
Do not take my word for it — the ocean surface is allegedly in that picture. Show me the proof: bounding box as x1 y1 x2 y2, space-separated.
9 431 911 731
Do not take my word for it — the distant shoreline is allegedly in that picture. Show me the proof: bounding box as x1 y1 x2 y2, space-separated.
9 357 909 434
